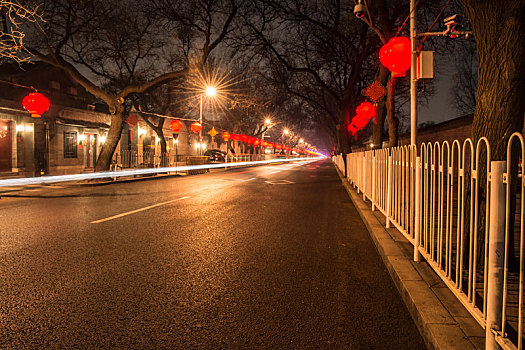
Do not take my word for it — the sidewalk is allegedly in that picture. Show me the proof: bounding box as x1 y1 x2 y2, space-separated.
335 166 485 350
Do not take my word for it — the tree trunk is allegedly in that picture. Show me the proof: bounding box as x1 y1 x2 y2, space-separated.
372 102 386 149
386 75 399 147
461 0 525 160
461 0 525 271
372 66 390 149
95 105 125 172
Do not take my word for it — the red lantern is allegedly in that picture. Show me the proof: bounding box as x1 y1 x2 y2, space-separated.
222 131 231 141
22 92 50 118
356 102 376 123
254 139 261 146
190 121 202 134
262 141 268 147
379 37 411 77
169 119 183 133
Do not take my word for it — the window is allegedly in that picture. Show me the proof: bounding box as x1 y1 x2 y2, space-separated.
63 132 77 158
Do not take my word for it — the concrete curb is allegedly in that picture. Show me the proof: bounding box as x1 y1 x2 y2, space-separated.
334 165 484 350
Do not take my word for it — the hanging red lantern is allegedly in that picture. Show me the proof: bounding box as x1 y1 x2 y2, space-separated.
222 131 231 141
22 92 50 118
190 121 202 134
169 119 183 133
379 37 411 77
356 102 376 123
254 139 261 146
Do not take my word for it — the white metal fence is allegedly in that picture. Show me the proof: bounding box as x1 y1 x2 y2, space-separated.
333 132 525 350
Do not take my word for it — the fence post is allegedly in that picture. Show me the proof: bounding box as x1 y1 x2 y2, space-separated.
414 156 421 262
363 156 366 200
485 161 506 350
372 152 376 211
386 155 392 228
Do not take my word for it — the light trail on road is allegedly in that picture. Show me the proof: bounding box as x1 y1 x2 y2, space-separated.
0 157 321 188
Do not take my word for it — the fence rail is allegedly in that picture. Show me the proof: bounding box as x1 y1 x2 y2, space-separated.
334 132 524 350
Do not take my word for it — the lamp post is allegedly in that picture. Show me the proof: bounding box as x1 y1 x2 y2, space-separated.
260 118 272 160
282 128 290 157
199 86 217 155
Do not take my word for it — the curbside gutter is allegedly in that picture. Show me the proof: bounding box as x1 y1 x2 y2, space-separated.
334 165 484 350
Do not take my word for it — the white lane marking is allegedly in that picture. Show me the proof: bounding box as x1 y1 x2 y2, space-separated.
270 171 280 174
265 180 294 185
91 196 190 224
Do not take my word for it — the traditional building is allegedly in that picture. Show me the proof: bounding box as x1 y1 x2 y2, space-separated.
0 61 111 176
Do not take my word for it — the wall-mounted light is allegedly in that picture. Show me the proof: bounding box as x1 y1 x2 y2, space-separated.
78 134 86 144
16 124 24 133
100 135 107 144
138 127 146 136
201 143 207 150
195 142 201 149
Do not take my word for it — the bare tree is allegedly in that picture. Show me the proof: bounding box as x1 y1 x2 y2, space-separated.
1 0 42 62
449 40 477 116
25 0 238 171
460 0 525 160
235 0 380 154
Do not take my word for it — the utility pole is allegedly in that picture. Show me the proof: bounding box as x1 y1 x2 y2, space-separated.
199 93 203 156
410 0 417 147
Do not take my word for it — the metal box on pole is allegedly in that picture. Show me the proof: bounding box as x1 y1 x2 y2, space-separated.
417 51 434 80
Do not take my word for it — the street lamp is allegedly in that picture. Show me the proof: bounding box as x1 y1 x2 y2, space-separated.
260 117 273 158
199 85 217 155
282 128 291 157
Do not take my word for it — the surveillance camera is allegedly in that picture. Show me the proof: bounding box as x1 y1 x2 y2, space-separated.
354 3 366 18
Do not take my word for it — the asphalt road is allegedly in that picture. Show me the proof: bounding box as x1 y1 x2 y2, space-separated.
0 159 425 349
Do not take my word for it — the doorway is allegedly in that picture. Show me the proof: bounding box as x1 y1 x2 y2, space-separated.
0 120 12 172
86 134 97 168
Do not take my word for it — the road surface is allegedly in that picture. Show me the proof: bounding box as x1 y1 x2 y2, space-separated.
0 159 425 349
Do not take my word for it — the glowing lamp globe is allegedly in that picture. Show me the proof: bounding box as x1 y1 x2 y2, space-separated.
379 37 411 77
222 131 231 141
22 92 50 118
169 119 183 133
190 121 202 134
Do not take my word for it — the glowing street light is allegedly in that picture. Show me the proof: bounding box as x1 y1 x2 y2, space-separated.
206 86 217 97
283 128 289 135
265 118 271 125
199 85 217 155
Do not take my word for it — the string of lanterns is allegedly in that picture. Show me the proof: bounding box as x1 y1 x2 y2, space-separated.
348 36 411 138
168 118 311 154
20 93 318 155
